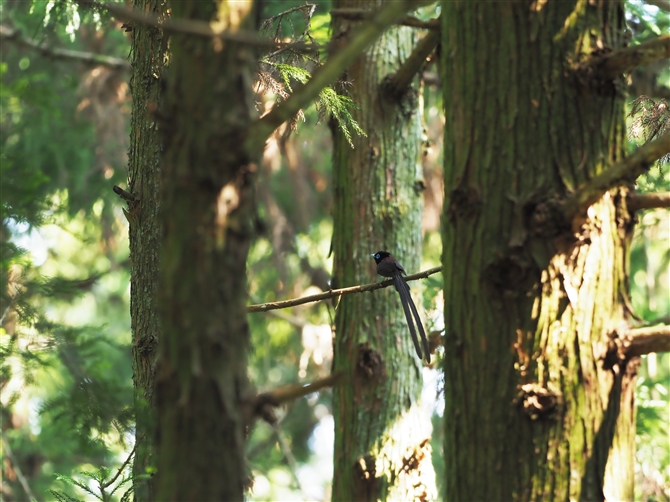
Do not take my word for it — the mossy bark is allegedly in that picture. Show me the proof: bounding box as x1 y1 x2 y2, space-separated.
127 1 168 498
331 1 437 499
441 1 636 501
152 1 258 499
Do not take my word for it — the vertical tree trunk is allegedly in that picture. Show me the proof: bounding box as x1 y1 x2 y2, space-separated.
153 1 258 499
127 1 168 498
441 1 636 500
331 1 437 499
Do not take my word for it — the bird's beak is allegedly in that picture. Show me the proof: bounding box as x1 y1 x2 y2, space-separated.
370 254 375 258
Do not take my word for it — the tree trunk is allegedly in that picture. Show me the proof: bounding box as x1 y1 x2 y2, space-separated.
441 1 637 501
127 0 168 498
331 1 437 499
153 1 259 499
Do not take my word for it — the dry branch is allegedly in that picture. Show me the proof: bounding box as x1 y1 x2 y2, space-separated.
564 131 670 220
77 0 314 50
581 35 670 80
0 24 130 70
623 325 670 357
627 191 670 211
247 266 442 313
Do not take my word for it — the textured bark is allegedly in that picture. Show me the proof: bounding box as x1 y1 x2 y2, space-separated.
331 1 436 500
441 1 637 501
153 1 258 500
127 0 168 498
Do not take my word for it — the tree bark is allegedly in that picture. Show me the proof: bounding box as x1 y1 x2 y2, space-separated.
441 1 637 500
127 0 168 498
153 1 259 499
331 1 437 500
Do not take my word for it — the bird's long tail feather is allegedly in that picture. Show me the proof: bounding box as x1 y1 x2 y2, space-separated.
393 275 430 363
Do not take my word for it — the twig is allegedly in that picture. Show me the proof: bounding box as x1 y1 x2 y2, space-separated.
2 431 39 502
274 424 304 492
247 266 442 313
330 9 439 30
0 24 130 70
563 131 670 220
627 191 670 211
247 0 434 150
76 0 315 50
384 28 440 98
581 35 670 80
100 439 140 489
623 325 670 357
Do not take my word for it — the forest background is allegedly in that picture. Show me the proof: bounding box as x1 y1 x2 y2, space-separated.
1 0 669 500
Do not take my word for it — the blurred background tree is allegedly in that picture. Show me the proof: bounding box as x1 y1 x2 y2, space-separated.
0 0 667 500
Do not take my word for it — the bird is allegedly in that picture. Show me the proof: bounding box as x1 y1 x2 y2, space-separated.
371 251 430 363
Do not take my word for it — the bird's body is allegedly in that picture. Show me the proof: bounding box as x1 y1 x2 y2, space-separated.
372 251 430 363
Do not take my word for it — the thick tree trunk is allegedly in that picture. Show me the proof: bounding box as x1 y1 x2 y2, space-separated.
441 1 637 501
127 0 168 498
153 1 258 499
331 1 437 500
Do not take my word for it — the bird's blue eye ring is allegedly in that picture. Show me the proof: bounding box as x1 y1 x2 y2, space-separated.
374 253 380 259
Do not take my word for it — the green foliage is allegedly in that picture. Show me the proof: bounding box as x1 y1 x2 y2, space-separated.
50 465 151 502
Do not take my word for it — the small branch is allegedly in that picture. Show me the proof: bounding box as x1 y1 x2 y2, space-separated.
112 185 138 202
581 35 670 80
247 265 442 313
100 439 140 489
384 28 440 97
1 431 38 502
628 191 670 211
330 8 440 30
247 0 433 150
0 24 130 70
564 131 670 220
623 325 670 357
252 372 345 424
77 0 315 50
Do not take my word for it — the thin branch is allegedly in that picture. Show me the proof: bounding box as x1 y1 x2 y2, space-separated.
77 0 315 50
384 28 440 97
564 131 670 220
100 439 140 489
624 325 670 357
330 8 439 30
0 24 130 70
2 431 39 502
247 265 442 313
581 35 670 80
628 191 670 211
246 0 433 150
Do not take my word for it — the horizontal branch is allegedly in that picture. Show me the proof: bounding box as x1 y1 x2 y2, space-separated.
330 8 439 30
247 265 442 313
246 0 432 151
564 131 670 220
251 372 344 424
77 0 314 50
384 28 440 97
624 325 670 358
628 191 670 211
0 24 130 70
582 35 670 80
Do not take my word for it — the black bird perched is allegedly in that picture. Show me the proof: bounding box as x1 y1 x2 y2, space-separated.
371 251 430 363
